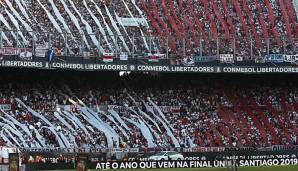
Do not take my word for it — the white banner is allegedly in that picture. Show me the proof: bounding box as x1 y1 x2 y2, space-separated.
120 53 128 61
35 44 48 57
283 54 298 63
220 54 234 63
119 17 148 27
107 105 178 114
19 51 32 60
0 48 32 56
83 51 90 59
236 56 243 62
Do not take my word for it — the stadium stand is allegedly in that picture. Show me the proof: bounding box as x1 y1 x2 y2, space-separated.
0 70 297 149
1 1 298 171
0 0 298 59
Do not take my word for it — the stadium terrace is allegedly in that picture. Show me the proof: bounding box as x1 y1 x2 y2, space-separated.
0 0 297 64
0 0 298 170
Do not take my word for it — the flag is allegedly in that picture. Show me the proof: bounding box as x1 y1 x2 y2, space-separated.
219 54 234 63
283 54 298 63
47 48 56 63
265 54 284 63
182 55 195 66
103 52 114 62
120 52 128 61
147 53 159 62
83 51 90 59
35 44 48 57
236 56 243 62
19 51 33 60
254 56 265 63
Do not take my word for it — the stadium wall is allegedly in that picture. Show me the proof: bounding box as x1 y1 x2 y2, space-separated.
22 148 298 170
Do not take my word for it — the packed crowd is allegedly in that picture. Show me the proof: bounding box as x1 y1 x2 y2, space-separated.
0 70 297 149
0 0 298 58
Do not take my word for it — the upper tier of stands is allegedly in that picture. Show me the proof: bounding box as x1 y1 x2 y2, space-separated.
0 0 298 59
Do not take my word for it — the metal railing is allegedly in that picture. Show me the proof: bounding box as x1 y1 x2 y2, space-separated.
18 145 297 154
0 29 297 61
